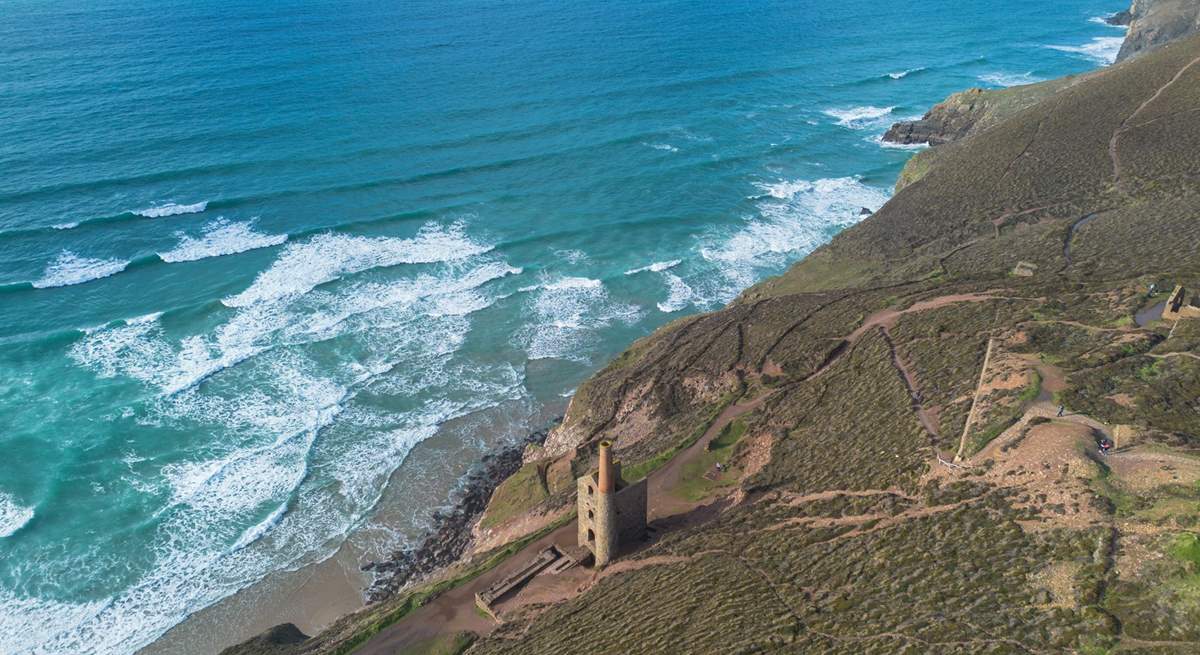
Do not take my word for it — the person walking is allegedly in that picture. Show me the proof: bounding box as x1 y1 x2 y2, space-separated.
1056 404 1065 417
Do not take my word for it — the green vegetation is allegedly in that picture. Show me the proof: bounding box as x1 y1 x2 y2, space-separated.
675 419 748 501
620 392 739 483
1091 462 1142 517
227 29 1200 655
1171 532 1200 567
964 371 1042 457
480 462 548 529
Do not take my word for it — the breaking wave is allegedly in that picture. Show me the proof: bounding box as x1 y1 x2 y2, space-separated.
701 176 890 296
519 276 641 361
158 219 288 263
824 105 895 129
0 493 33 538
624 260 681 275
32 252 129 289
223 221 491 308
133 201 209 218
1046 36 1124 65
978 71 1043 87
869 134 929 150
887 67 925 79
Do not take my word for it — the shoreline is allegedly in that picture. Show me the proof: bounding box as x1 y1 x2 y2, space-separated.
142 417 559 655
361 419 558 603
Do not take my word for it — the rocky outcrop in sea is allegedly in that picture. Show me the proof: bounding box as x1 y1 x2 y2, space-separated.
880 88 990 146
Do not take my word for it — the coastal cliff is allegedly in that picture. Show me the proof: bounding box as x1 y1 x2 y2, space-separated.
884 0 1200 158
880 77 1083 148
1118 0 1200 61
224 19 1200 655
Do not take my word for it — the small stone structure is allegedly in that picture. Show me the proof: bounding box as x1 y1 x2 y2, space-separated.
1163 285 1200 321
474 545 585 622
576 440 648 568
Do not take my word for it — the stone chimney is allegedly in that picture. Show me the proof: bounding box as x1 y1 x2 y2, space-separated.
597 440 614 494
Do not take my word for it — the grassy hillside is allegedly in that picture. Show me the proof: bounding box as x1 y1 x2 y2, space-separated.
224 31 1200 655
464 33 1200 654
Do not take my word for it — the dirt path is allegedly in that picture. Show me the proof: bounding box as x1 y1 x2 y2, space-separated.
969 360 1111 464
846 293 1008 343
355 396 768 654
649 394 769 517
1110 54 1200 185
880 325 940 439
352 521 579 655
1150 351 1200 362
955 337 997 462
354 291 1037 653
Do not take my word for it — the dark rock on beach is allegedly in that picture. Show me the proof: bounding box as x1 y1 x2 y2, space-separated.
361 419 560 602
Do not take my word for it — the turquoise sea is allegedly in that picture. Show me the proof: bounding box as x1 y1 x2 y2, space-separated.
0 1 1127 652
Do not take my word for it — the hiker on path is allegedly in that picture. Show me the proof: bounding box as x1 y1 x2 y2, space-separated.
1056 404 1065 417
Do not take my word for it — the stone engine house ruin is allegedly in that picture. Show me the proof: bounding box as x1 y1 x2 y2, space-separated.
576 440 647 567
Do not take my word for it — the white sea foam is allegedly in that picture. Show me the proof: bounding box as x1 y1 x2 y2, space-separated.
32 251 129 289
0 492 33 538
125 312 163 325
701 177 890 296
70 256 517 397
17 363 345 655
224 222 490 307
887 67 925 79
1047 36 1124 65
52 221 79 230
53 241 528 654
520 276 641 361
0 589 110 654
624 259 681 275
869 134 930 150
824 105 896 129
656 273 696 313
642 142 679 152
543 276 602 291
554 249 588 264
755 179 813 200
229 502 288 552
1090 15 1130 29
133 201 209 218
158 219 287 263
978 71 1043 87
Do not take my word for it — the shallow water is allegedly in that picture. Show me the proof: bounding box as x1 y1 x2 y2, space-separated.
0 1 1126 652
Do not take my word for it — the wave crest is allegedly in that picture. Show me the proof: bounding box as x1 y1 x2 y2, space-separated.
133 201 209 218
0 492 33 538
1046 36 1124 65
32 251 129 289
824 105 895 129
223 222 491 308
158 219 288 263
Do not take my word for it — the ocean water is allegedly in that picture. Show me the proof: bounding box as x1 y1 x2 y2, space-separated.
0 1 1127 652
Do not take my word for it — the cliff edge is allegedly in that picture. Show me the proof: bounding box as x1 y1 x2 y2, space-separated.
223 27 1200 655
1118 0 1200 62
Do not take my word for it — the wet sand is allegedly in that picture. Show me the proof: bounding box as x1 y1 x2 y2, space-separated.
141 399 564 655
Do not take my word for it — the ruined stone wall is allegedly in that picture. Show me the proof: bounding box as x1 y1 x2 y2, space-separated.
613 478 647 546
576 472 618 566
